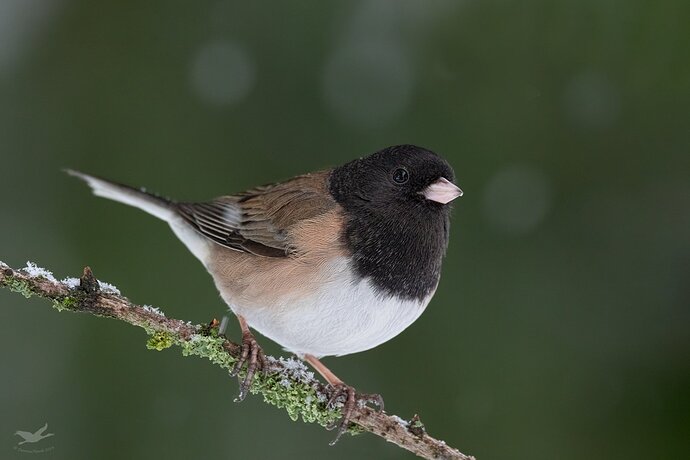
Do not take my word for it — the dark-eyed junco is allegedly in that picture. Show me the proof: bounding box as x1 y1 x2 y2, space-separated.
67 144 462 442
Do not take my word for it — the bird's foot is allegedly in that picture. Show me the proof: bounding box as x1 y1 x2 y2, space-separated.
229 329 266 402
325 383 384 445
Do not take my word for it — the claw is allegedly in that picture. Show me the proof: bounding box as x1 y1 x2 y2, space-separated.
326 385 345 410
230 330 265 402
325 383 384 445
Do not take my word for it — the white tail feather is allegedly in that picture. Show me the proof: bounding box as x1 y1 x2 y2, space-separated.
65 169 174 221
66 169 211 264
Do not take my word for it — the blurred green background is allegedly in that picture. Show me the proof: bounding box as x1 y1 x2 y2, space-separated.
1 1 688 459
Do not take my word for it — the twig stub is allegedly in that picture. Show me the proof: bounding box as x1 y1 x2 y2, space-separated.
79 266 100 294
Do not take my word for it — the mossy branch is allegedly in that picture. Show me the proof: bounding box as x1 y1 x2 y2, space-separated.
0 260 475 460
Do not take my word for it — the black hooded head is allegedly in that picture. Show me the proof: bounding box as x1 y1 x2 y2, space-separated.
329 145 459 300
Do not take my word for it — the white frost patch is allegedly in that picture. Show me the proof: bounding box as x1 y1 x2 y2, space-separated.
17 263 120 295
279 378 292 388
23 261 57 282
280 356 315 384
61 277 81 289
391 415 409 427
266 356 315 385
98 281 120 295
174 320 194 332
58 276 120 295
0 260 7 268
142 305 165 317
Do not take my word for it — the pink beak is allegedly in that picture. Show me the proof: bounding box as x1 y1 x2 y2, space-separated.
422 177 463 204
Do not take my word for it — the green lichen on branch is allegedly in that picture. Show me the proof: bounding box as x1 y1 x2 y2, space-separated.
146 331 175 351
2 275 77 312
170 332 344 428
251 363 343 428
1 275 35 299
52 294 79 312
179 334 235 369
0 266 79 312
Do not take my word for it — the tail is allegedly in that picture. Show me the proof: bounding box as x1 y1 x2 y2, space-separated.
65 169 176 221
66 169 211 264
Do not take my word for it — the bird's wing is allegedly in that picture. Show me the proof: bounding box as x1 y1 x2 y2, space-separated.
15 431 32 439
35 423 48 435
176 171 336 257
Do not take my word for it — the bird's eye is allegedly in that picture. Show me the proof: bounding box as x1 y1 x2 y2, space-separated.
392 168 409 184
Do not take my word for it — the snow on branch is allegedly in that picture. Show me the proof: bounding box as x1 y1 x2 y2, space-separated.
0 260 475 460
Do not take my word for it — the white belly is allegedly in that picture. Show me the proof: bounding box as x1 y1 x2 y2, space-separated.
232 257 432 358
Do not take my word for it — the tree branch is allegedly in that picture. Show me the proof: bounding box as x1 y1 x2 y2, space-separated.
0 260 475 460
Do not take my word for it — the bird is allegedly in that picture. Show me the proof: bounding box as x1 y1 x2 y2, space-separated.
66 144 462 443
15 423 54 445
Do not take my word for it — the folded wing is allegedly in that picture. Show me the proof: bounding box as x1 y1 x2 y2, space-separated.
176 171 335 257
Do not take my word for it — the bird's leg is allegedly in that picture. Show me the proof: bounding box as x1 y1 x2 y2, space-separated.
229 314 266 402
304 354 384 445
